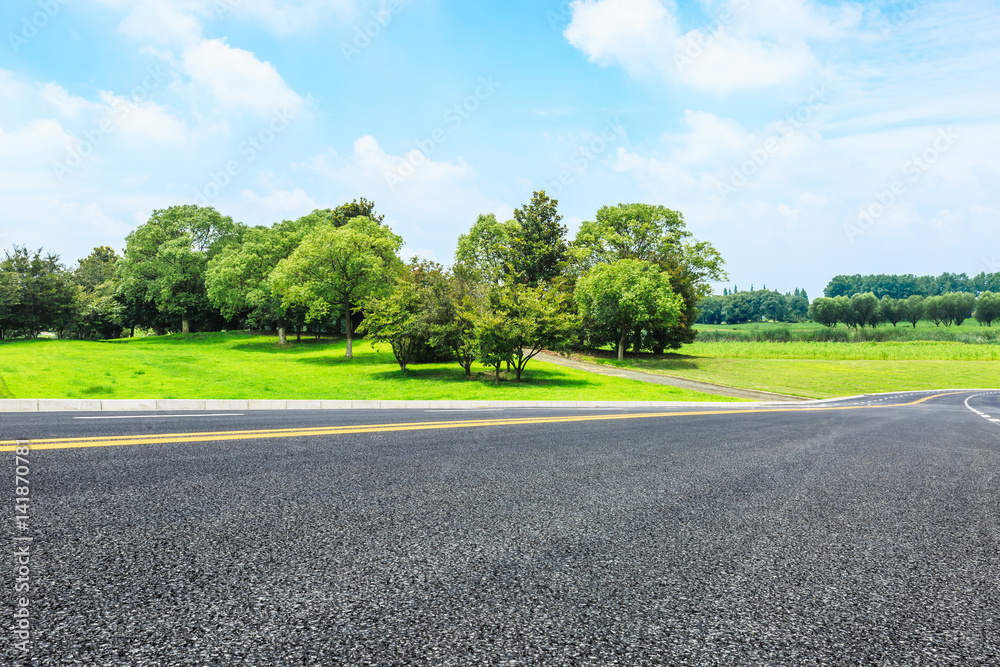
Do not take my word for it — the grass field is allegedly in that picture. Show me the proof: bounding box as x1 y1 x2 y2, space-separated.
575 338 1000 399
0 332 738 402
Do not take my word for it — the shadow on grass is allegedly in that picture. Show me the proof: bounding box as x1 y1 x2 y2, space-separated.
362 365 600 389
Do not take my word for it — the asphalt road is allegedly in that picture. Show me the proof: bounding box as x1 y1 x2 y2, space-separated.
3 391 999 665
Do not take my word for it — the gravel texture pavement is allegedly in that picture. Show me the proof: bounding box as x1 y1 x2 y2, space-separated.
2 392 999 665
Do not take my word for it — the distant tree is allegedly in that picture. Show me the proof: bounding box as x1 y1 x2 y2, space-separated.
696 295 725 325
924 295 946 326
270 216 403 358
575 259 682 361
901 295 925 328
507 191 568 286
761 291 786 322
942 291 976 326
975 292 1000 327
835 295 857 329
851 292 880 328
74 246 120 291
808 297 840 328
879 296 903 327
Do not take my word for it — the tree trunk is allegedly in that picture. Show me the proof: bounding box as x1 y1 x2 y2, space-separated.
494 364 500 384
464 361 472 377
130 325 135 338
277 315 287 346
181 313 190 335
344 300 354 358
618 327 626 361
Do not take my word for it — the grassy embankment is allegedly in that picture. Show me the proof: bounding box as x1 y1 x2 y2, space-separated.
576 320 1000 399
0 332 737 402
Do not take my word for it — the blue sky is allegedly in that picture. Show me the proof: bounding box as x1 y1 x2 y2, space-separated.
2 0 998 299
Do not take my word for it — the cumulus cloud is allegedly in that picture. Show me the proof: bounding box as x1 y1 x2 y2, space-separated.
181 38 304 116
564 0 861 92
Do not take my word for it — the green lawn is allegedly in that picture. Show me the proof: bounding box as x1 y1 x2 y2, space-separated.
574 340 1000 399
0 332 738 402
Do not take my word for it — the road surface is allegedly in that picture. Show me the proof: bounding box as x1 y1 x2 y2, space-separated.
2 390 999 665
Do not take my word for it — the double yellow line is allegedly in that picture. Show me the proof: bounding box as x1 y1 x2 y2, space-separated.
0 392 971 452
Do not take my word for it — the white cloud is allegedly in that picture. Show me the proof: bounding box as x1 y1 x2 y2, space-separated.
181 38 304 116
297 136 510 261
38 83 99 118
564 0 861 92
95 92 188 142
0 119 76 190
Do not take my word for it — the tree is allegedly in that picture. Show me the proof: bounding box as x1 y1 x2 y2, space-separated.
427 265 478 376
205 216 323 345
571 203 726 352
119 205 241 335
498 279 580 381
880 296 903 327
851 293 880 328
0 247 78 338
575 259 682 361
942 291 975 326
924 295 946 326
507 191 568 286
75 246 120 291
270 216 403 358
975 292 1000 327
834 295 856 329
809 297 840 328
454 213 513 283
901 295 925 328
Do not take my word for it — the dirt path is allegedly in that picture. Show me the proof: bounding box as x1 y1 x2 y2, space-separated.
535 352 808 402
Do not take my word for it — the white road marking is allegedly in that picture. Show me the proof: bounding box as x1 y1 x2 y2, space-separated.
74 413 245 420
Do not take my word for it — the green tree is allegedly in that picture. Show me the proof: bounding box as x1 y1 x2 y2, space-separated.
570 203 726 352
942 291 975 326
0 247 78 338
575 259 682 361
270 216 403 358
901 295 925 328
924 295 946 326
507 191 568 286
454 213 513 283
119 205 241 334
808 297 840 328
427 265 478 376
879 296 903 327
851 292 880 328
975 292 1000 327
74 246 120 291
498 279 580 381
205 215 326 345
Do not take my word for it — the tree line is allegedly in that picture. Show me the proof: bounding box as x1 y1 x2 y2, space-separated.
808 292 1000 329
0 193 727 378
696 288 809 325
824 272 1000 299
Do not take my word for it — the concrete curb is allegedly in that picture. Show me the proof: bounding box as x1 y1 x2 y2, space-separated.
0 398 788 413
3 390 991 413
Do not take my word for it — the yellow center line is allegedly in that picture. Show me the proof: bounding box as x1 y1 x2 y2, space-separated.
0 391 974 452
